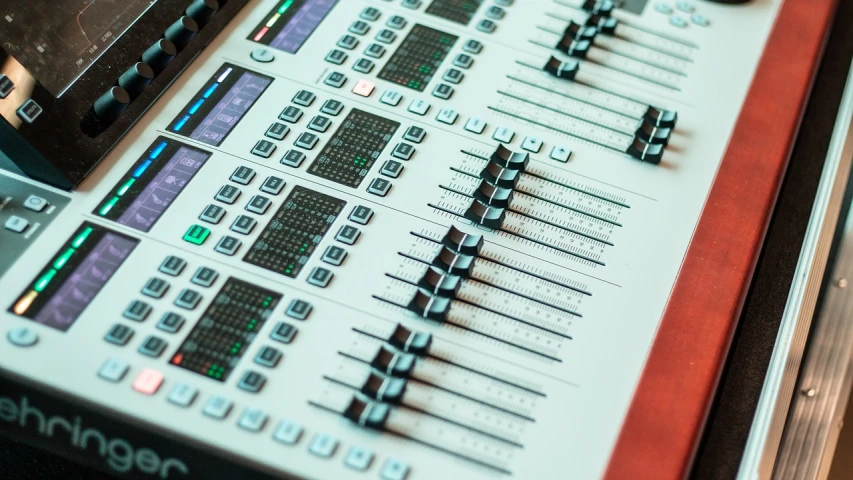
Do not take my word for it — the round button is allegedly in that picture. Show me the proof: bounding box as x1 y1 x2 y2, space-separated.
691 14 710 27
676 1 694 13
669 15 688 28
23 195 47 212
250 48 275 63
8 327 38 347
655 3 673 14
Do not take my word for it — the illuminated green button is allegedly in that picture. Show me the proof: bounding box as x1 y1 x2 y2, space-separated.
183 225 210 245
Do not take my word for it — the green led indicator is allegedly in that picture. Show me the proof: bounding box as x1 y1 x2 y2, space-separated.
53 248 75 270
34 269 57 292
277 0 294 14
99 197 119 216
72 227 93 248
117 178 135 196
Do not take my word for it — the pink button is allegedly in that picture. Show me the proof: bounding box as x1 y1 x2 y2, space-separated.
132 368 164 395
352 79 375 97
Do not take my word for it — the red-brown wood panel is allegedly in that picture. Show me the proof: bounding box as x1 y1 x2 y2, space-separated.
605 0 838 478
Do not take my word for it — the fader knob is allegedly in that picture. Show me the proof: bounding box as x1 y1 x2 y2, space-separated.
626 138 664 165
635 121 672 146
473 179 514 209
342 397 390 429
141 39 178 74
406 290 452 323
441 225 484 256
587 14 618 35
480 161 521 189
431 247 476 278
464 199 507 229
361 373 407 404
644 106 678 128
388 324 433 355
582 0 615 16
544 56 580 81
186 0 219 27
93 87 131 122
565 21 598 41
418 267 462 298
371 346 417 377
556 36 591 59
118 62 155 98
164 16 199 51
491 144 530 171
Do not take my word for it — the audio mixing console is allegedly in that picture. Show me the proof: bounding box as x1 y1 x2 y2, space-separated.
0 0 835 478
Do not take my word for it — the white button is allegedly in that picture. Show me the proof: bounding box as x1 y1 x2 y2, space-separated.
98 358 129 382
436 108 458 125
464 118 486 134
676 1 694 12
408 99 430 116
521 136 543 153
669 16 688 28
655 3 673 13
4 216 29 233
380 90 402 106
309 433 338 457
23 195 48 212
7 327 38 347
691 13 709 26
345 446 375 471
168 383 198 407
273 420 304 445
550 146 571 163
493 127 515 143
381 459 410 480
250 48 275 63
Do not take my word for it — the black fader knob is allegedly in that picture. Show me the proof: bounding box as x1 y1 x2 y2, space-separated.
644 106 678 128
464 199 507 229
440 225 484 256
141 39 178 74
626 138 664 165
565 20 598 41
473 179 514 209
93 87 131 123
186 0 219 27
164 16 199 51
544 56 580 81
556 36 591 59
118 62 155 98
587 14 618 35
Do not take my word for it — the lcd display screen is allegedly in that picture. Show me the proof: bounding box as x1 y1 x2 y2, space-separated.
169 64 273 147
9 223 138 331
425 0 485 25
249 0 338 54
94 137 210 232
0 0 157 97
377 25 458 92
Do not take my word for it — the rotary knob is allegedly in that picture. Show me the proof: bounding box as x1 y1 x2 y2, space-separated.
141 39 177 74
186 0 219 27
118 62 154 98
164 16 199 51
93 87 131 122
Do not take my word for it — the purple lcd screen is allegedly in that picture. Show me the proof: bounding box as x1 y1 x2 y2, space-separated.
33 233 137 331
268 0 337 54
189 72 272 146
116 147 208 232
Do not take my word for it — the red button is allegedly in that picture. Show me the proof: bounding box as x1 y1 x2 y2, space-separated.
132 368 164 395
352 79 375 97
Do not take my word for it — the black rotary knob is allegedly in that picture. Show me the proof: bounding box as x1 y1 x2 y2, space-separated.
118 62 154 98
164 16 199 51
141 39 177 74
94 87 131 122
186 0 219 27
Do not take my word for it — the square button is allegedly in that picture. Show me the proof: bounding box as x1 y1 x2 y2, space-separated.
184 224 210 245
463 39 483 54
436 108 458 125
105 324 134 346
387 15 407 29
349 205 373 225
353 58 374 74
345 447 375 471
159 256 186 276
199 204 225 224
157 312 186 333
16 99 42 124
307 267 333 288
349 20 370 35
4 216 28 233
281 149 307 168
246 195 271 215
191 267 218 287
380 90 403 106
493 127 515 143
98 358 129 383
432 84 453 100
124 300 152 322
203 396 233 419
380 160 403 178
368 178 392 197
238 408 268 432
326 49 347 65
215 236 242 256
321 245 347 266
279 106 303 123
522 136 543 153
174 289 202 310
477 18 497 33
336 225 361 245
453 54 474 69
215 185 241 204
401 0 421 9
465 118 487 134
295 132 319 150
550 146 571 163
376 29 397 43
266 122 290 140
270 322 298 344
325 71 348 88
261 176 286 195
381 459 410 480
237 371 267 393
360 6 381 21
139 336 168 358
365 43 386 58
293 90 316 106
231 215 257 235
392 143 415 160
321 99 344 116
168 383 198 408
0 74 15 99
142 277 169 298
352 79 375 97
338 34 359 50
443 68 463 84
309 434 339 458
308 115 332 132
486 6 506 19
286 299 313 320
403 126 425 143
251 140 276 158
230 166 256 185
255 346 282 368
273 421 304 445
408 99 430 115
